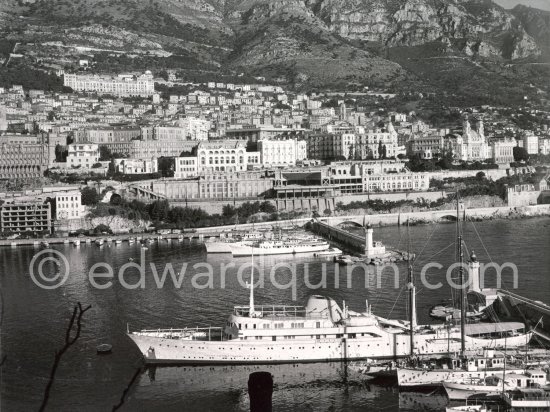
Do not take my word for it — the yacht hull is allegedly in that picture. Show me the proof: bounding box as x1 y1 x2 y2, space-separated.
230 243 330 257
127 331 531 366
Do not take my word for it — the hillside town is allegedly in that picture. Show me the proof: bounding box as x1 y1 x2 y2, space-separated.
1 70 549 236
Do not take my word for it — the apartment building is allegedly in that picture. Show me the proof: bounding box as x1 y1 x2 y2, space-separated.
0 202 52 234
63 72 155 97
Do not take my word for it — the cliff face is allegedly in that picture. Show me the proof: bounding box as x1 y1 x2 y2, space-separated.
511 4 550 54
1 0 548 91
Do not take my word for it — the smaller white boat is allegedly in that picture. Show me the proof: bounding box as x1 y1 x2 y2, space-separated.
502 388 550 410
73 239 80 246
63 239 69 244
107 238 113 243
128 238 135 244
40 241 49 247
334 255 354 265
445 405 488 412
95 239 104 246
443 370 549 401
142 246 149 250
314 247 342 257
115 239 122 244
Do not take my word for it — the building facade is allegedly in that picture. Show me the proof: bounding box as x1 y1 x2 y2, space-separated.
55 191 84 220
0 202 52 234
63 72 155 97
491 139 516 164
67 143 99 168
257 139 307 167
0 135 52 179
113 158 158 175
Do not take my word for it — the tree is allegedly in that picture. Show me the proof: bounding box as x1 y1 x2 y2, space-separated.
381 144 387 159
149 200 170 222
94 224 111 234
513 146 529 162
476 171 486 180
81 187 100 205
99 146 112 161
110 193 122 205
378 141 383 159
158 157 175 178
54 144 68 162
259 201 276 214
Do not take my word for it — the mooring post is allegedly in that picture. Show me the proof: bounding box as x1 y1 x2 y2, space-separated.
248 371 273 412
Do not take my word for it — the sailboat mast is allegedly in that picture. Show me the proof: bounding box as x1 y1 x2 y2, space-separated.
249 248 255 315
457 191 466 356
407 221 416 356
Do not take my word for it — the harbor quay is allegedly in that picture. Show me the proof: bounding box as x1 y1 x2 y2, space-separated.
2 204 549 248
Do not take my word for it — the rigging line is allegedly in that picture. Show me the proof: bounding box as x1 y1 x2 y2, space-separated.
413 242 456 268
467 215 493 263
388 285 406 318
411 222 440 270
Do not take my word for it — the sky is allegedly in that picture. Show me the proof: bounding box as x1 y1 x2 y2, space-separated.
493 0 550 11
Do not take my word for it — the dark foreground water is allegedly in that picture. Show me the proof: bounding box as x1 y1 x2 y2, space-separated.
1 218 549 411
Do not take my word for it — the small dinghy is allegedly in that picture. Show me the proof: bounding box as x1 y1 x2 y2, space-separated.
96 344 113 354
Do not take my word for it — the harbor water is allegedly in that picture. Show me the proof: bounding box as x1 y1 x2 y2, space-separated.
1 217 549 411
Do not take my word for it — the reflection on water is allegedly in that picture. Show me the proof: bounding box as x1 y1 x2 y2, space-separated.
0 218 548 411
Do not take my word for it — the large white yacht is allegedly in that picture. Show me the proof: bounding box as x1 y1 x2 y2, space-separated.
127 293 531 365
229 237 330 256
204 231 265 253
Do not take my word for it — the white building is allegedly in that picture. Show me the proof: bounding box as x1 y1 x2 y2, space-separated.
177 117 211 141
539 138 550 155
113 158 158 175
491 139 516 164
67 143 99 168
55 191 84 220
174 157 198 179
451 116 490 161
257 139 307 167
197 141 248 173
63 72 155 97
523 133 539 155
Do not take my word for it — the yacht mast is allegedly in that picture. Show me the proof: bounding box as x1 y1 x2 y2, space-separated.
407 220 416 356
457 191 466 356
249 249 256 316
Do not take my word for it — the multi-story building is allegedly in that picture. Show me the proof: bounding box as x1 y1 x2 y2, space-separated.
354 124 398 160
0 202 52 234
226 125 306 143
55 191 84 220
306 133 355 160
147 170 274 200
491 139 516 164
113 158 158 175
449 116 490 161
196 140 249 173
177 117 211 141
63 72 155 97
540 138 550 155
174 157 198 179
74 126 141 156
327 160 428 193
523 133 539 155
407 134 444 159
257 139 307 167
67 143 99 168
0 134 52 179
129 139 197 159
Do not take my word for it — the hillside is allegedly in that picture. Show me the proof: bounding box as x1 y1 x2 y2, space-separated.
0 0 549 99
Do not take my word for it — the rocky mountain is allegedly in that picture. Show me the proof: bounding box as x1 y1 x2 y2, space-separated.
1 0 549 96
511 4 550 54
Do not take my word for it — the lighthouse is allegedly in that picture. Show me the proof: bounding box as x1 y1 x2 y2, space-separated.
364 223 385 258
468 251 480 293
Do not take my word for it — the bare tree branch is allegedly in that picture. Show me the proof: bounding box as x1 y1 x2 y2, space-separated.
39 302 91 412
112 367 143 411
